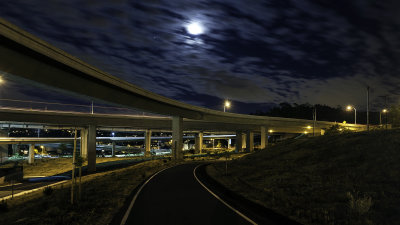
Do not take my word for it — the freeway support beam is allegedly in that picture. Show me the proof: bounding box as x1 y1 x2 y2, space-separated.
82 125 97 172
242 133 247 150
0 129 8 163
235 131 243 152
246 131 254 152
145 129 152 157
28 144 35 164
172 116 183 160
112 141 116 157
80 128 87 158
195 132 203 154
260 126 267 150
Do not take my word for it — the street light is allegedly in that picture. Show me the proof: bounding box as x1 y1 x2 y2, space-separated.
346 105 357 125
380 109 388 129
223 100 231 112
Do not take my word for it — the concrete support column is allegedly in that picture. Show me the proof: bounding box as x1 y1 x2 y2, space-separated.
87 125 97 172
242 133 247 149
145 129 152 157
235 131 243 152
0 129 8 163
228 139 231 149
12 144 19 155
246 131 254 152
172 116 183 160
28 144 35 164
260 126 267 150
80 128 88 158
195 131 203 154
111 141 116 157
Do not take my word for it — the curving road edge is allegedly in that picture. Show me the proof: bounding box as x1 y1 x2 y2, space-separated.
114 163 302 225
193 164 257 225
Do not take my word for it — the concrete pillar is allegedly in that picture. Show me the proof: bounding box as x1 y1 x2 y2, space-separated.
235 131 242 152
242 133 247 149
145 129 152 157
111 141 116 157
80 128 88 158
195 132 203 154
172 116 183 160
28 144 35 164
87 125 97 172
246 131 254 152
260 126 267 150
0 129 8 163
12 144 19 155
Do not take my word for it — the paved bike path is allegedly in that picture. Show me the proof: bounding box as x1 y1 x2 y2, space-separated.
125 163 251 225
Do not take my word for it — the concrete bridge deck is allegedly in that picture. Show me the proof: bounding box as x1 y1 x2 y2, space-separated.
0 18 367 172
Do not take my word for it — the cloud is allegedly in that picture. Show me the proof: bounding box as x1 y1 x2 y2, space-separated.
1 0 400 113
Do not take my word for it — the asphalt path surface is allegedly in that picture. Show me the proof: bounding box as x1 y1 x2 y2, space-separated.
125 163 251 225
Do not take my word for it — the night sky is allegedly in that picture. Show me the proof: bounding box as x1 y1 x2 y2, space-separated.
1 0 400 114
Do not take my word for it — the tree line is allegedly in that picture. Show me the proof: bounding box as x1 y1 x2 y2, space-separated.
251 102 386 125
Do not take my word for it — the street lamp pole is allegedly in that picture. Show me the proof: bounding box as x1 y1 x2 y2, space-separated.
223 100 231 112
381 109 388 129
346 105 356 125
313 105 316 136
354 107 357 125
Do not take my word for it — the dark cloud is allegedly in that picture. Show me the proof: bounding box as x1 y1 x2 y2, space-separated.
1 0 400 114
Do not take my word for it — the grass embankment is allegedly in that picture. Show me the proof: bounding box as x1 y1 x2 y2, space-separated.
208 129 400 225
0 159 176 225
22 156 148 177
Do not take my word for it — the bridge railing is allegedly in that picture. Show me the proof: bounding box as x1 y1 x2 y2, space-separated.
0 98 167 117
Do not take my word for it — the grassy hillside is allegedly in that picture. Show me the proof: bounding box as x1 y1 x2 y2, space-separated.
208 129 400 225
0 160 173 225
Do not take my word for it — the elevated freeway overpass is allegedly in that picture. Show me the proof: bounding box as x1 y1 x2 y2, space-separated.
0 18 366 171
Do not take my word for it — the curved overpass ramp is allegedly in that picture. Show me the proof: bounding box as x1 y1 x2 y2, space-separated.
0 18 366 171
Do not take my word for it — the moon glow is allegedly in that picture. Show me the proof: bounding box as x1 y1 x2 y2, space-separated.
186 22 204 35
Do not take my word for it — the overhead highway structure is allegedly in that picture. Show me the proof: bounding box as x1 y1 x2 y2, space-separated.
0 18 367 171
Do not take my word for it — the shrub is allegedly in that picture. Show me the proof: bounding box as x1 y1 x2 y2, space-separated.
347 191 373 216
325 124 352 135
43 186 54 196
0 200 8 212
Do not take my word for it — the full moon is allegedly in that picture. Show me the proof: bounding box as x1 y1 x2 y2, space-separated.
186 22 204 35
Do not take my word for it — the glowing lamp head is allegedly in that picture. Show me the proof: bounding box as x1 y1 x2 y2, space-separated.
224 100 231 108
306 125 312 129
186 22 204 35
346 105 353 111
382 109 388 113
268 129 273 133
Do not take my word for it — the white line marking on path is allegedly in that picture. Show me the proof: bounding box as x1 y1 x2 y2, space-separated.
193 164 258 225
120 166 171 225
